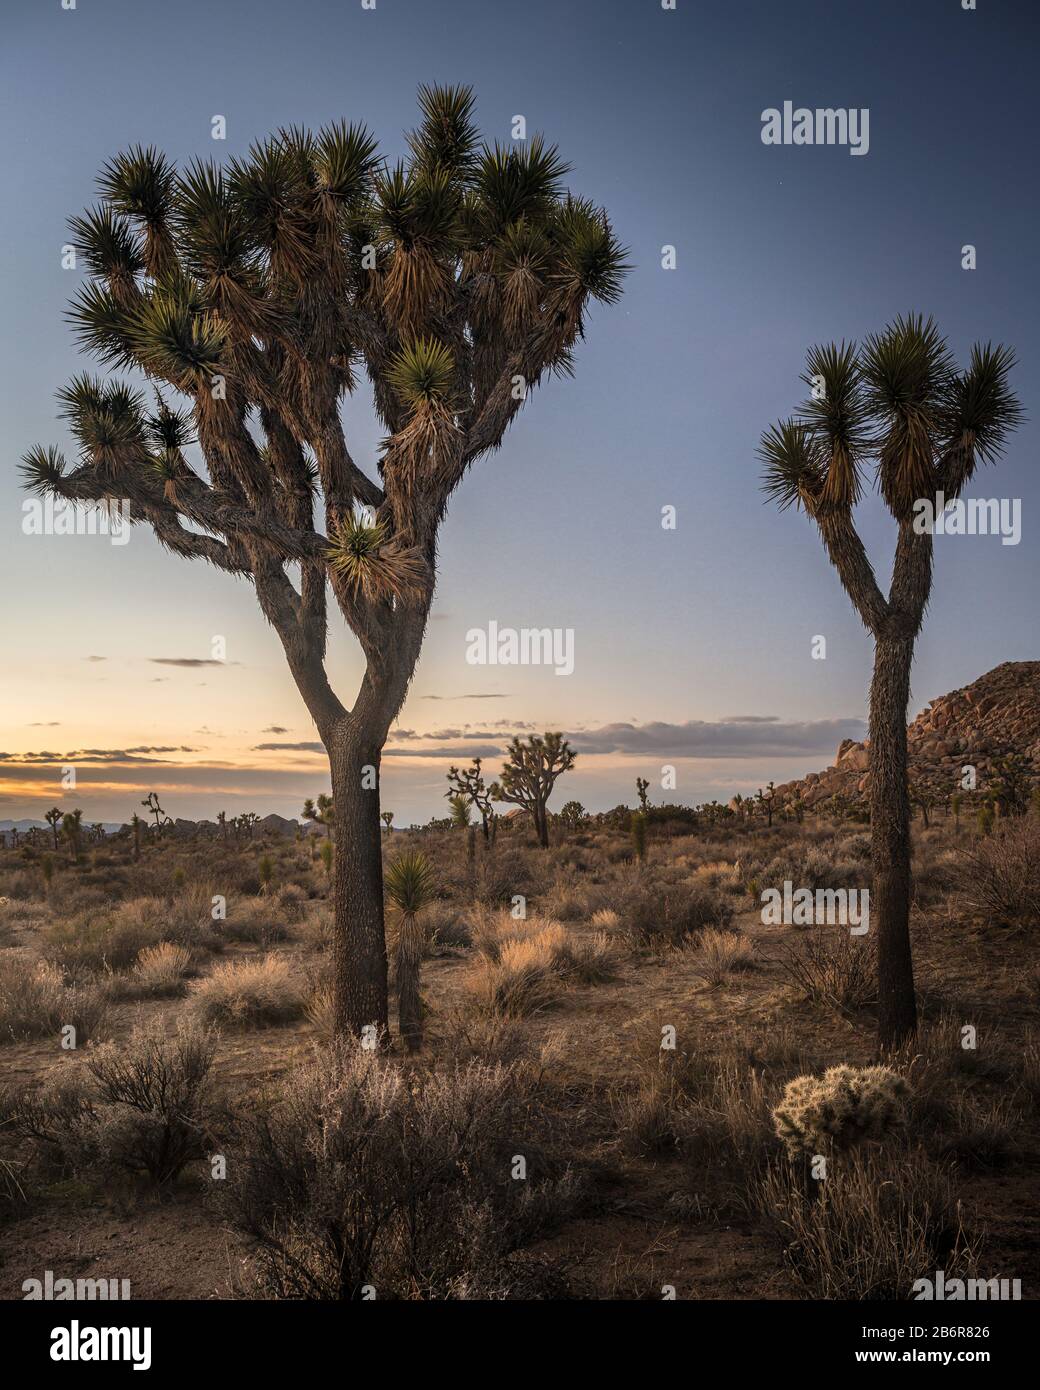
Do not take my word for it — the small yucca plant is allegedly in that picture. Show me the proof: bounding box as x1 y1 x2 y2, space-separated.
258 855 274 895
385 851 437 1053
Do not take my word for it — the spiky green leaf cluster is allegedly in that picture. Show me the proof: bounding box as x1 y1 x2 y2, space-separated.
384 851 438 916
760 315 1021 522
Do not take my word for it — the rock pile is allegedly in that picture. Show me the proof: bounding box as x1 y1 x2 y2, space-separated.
774 661 1040 812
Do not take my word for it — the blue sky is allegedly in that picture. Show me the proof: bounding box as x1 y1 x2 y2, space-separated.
1 0 1036 824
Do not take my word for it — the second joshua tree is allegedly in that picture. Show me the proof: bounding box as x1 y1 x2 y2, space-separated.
760 316 1021 1049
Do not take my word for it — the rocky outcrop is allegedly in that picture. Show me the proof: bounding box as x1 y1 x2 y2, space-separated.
776 661 1040 811
258 814 299 837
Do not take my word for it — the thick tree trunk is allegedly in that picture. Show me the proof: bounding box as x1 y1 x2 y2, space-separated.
328 727 389 1044
534 803 550 848
869 634 918 1050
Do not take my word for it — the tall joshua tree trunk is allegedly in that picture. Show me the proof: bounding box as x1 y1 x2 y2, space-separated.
869 631 917 1046
328 725 389 1040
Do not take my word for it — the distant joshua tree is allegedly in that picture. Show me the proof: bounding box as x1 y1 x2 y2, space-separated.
130 811 143 862
445 758 495 841
635 777 650 816
491 733 576 848
63 807 84 862
142 792 168 836
380 810 394 834
756 781 776 828
45 806 64 851
760 315 1021 1048
558 800 588 830
21 87 626 1040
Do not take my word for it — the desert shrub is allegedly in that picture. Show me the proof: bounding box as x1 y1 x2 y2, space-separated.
0 869 38 901
59 886 112 915
590 907 620 932
617 1047 776 1192
836 832 872 863
126 942 193 997
161 885 225 949
549 930 620 984
220 896 291 945
469 845 536 911
303 983 336 1038
190 954 303 1028
0 958 109 1045
618 879 733 948
956 820 1040 930
933 1094 1021 1172
694 928 755 984
423 901 472 950
467 934 564 1017
758 1149 978 1300
676 1060 776 1194
273 883 309 923
43 907 161 977
1 1018 216 1186
221 1044 576 1299
467 913 618 1012
772 1065 909 1156
300 904 335 953
538 884 586 921
779 929 877 1014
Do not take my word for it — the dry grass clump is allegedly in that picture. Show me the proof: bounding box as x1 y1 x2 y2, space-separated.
43 906 162 977
466 913 618 1015
956 819 1040 930
772 1065 909 1156
272 883 310 923
128 942 193 997
0 1018 217 1187
468 932 565 1018
758 1148 979 1300
618 878 733 949
0 958 110 1045
422 901 472 949
152 886 225 951
190 954 303 1028
693 928 755 985
219 896 292 945
691 860 743 895
220 1042 578 1299
617 1045 775 1182
779 928 876 1015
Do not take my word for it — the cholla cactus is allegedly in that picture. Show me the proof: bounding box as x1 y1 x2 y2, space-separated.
772 1064 909 1157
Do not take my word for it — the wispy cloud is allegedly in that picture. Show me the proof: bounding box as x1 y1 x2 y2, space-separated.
0 746 198 764
252 741 324 753
262 725 289 734
420 693 510 701
149 658 235 668
565 717 865 758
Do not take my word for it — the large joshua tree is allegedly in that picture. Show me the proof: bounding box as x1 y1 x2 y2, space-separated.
22 86 626 1040
759 316 1021 1049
